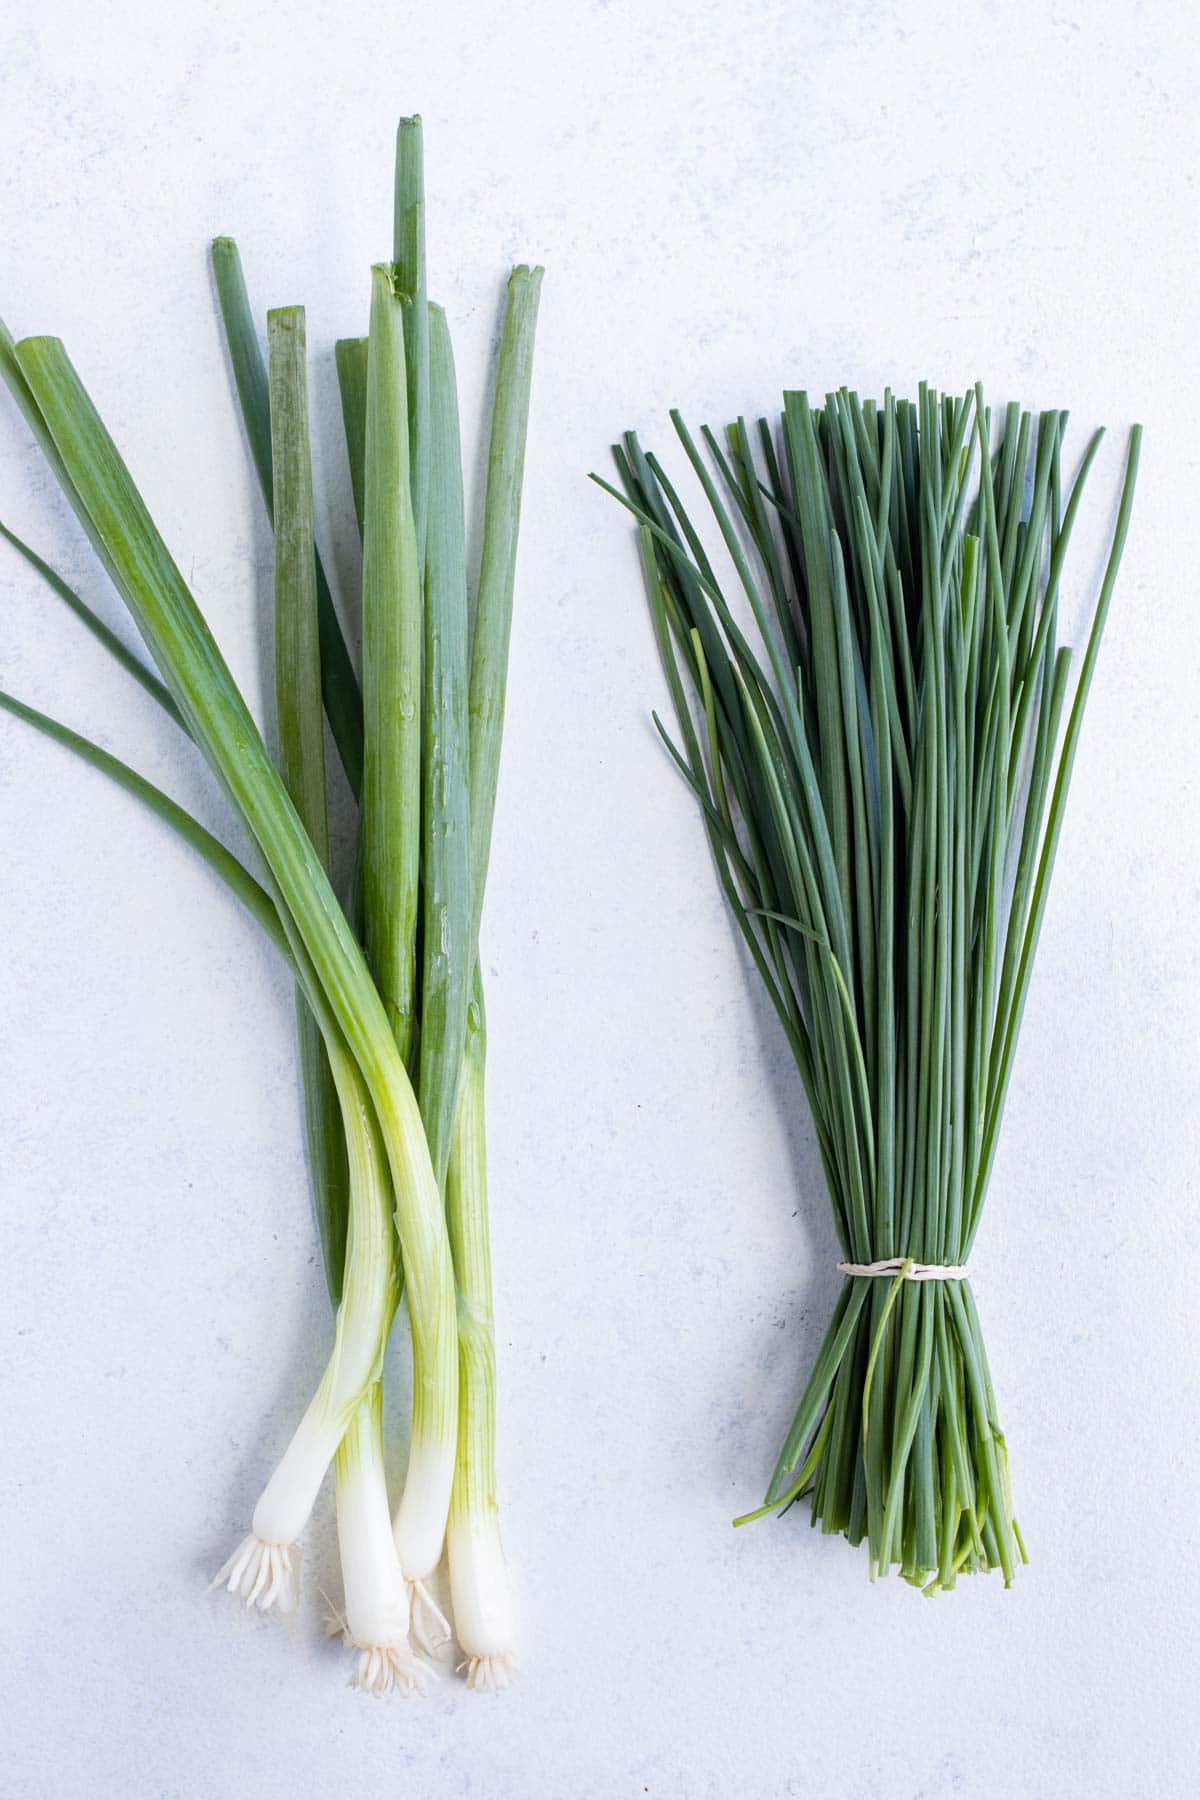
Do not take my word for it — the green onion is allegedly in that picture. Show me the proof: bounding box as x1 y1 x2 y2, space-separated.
265 308 420 1687
333 1387 422 1693
357 257 464 1647
3 117 541 1693
446 973 513 1686
600 387 1139 1587
13 329 459 1614
444 264 542 1689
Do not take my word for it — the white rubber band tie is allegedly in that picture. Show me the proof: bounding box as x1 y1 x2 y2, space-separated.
837 1256 969 1283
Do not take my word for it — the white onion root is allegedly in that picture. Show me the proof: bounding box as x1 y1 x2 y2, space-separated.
407 1578 452 1656
211 1533 299 1614
326 1609 430 1697
461 1651 519 1695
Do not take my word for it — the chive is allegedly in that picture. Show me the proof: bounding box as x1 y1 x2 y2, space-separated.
602 388 1140 1586
969 425 1142 1240
210 238 364 798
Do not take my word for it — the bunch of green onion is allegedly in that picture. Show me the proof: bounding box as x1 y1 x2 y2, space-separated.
1 118 541 1690
599 386 1138 1588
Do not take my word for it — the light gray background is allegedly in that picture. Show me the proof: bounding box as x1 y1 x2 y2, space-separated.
1 3 1196 1797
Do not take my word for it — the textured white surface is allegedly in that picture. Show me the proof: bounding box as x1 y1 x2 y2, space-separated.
1 3 1196 1796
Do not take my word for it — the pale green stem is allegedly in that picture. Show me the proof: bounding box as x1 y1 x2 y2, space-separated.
394 116 430 574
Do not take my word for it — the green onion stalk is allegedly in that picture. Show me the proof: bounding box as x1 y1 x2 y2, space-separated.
599 389 1139 1587
1 118 541 1692
354 252 462 1654
0 320 458 1651
219 143 542 1668
335 126 542 1679
261 305 420 1690
442 265 541 1691
334 246 543 1681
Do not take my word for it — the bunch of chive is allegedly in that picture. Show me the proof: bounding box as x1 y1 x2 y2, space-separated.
0 117 541 1690
599 387 1138 1588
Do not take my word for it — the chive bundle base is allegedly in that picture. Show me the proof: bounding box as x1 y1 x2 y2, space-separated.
600 385 1139 1588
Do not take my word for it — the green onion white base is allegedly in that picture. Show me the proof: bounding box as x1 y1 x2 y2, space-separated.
331 1388 429 1695
443 982 519 1688
213 1027 402 1612
391 1435 457 1600
447 1514 518 1692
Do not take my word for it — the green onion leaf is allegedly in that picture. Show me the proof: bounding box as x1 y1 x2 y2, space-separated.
268 303 347 1303
210 238 364 798
361 266 422 1064
418 303 473 1189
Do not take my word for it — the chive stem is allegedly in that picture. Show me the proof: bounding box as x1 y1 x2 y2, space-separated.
604 388 1140 1585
